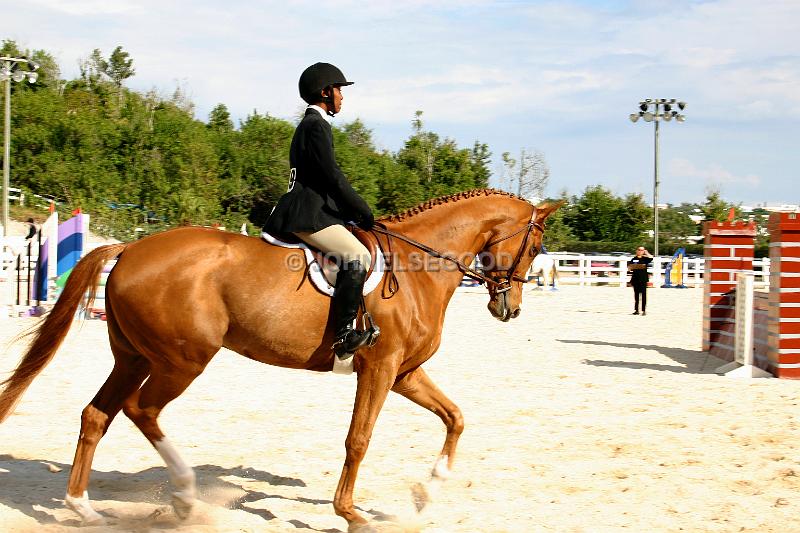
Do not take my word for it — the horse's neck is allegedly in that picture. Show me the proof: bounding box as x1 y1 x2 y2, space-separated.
389 209 494 260
388 196 532 257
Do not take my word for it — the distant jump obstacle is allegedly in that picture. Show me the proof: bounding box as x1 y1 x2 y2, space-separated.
703 213 800 379
662 247 687 288
13 211 94 311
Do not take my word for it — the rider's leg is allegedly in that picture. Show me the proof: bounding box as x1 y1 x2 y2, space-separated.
295 225 375 358
330 259 374 357
295 224 371 270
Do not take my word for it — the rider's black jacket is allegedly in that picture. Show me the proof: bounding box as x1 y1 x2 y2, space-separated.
263 107 372 235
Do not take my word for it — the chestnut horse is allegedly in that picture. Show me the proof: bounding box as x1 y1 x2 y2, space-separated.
0 189 558 531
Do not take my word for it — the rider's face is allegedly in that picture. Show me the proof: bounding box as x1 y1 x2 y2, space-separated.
332 86 343 113
321 86 344 114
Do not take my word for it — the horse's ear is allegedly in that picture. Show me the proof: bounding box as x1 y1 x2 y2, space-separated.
535 200 565 222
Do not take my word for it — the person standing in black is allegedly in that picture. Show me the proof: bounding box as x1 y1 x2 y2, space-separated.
628 246 653 315
24 218 37 241
263 62 377 360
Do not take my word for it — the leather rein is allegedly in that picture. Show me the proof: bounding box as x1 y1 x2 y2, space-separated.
369 206 545 294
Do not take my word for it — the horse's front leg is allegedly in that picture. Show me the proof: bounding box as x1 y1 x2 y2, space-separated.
392 366 463 469
333 358 397 530
391 367 464 510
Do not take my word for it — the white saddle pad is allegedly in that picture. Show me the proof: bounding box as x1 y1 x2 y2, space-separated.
261 232 385 297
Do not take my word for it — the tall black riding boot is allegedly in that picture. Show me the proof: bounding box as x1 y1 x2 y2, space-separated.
332 260 374 359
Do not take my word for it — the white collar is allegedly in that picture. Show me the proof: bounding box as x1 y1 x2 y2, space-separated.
308 104 332 124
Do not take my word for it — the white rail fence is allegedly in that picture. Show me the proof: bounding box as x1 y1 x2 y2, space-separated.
526 253 770 288
2 243 772 298
7 251 761 289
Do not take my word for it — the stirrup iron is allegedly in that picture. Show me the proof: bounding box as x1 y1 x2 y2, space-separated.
362 311 381 347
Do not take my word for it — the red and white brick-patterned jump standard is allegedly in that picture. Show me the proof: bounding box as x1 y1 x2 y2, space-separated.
766 212 800 378
702 220 756 362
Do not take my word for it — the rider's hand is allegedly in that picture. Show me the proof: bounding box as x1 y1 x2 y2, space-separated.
358 212 374 230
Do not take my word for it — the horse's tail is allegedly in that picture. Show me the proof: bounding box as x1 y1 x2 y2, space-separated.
0 243 128 423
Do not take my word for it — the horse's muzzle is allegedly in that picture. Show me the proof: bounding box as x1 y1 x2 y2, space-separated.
488 292 520 322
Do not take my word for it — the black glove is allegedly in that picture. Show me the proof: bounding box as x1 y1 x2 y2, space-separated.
357 211 374 230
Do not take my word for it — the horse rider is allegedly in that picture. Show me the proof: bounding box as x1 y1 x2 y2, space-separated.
263 62 377 360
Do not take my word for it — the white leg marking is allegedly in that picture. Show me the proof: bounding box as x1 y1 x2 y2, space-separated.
428 454 450 495
431 455 450 480
65 490 105 525
154 437 196 519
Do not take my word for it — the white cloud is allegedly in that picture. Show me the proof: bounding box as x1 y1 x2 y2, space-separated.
30 0 142 15
676 47 739 69
669 158 761 187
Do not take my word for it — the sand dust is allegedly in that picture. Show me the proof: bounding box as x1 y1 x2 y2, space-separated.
1 285 799 532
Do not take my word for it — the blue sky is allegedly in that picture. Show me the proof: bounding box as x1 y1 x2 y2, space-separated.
5 0 799 205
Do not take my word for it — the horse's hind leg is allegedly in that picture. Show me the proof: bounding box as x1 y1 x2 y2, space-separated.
65 353 150 524
122 364 205 519
392 367 464 511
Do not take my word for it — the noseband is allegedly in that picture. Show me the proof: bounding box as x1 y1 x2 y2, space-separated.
370 205 544 294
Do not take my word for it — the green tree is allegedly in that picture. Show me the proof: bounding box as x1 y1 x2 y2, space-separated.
562 185 650 244
332 122 380 209
701 189 740 222
398 110 436 184
85 46 135 87
396 110 489 201
4 41 503 239
470 141 491 189
658 203 702 246
208 103 234 131
540 191 572 251
235 111 294 226
105 46 135 87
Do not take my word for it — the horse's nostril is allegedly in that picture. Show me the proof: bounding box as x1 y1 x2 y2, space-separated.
511 309 521 318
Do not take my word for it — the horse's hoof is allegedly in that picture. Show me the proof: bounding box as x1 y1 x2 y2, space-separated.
348 523 379 533
410 482 429 512
350 520 407 533
171 492 194 520
139 505 174 527
347 522 375 533
83 514 106 526
65 492 105 526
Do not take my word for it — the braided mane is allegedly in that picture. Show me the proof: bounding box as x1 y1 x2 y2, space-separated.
378 188 529 223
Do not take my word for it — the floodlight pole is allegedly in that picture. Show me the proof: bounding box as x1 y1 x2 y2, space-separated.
653 117 660 258
2 59 10 237
1 56 38 237
629 99 686 260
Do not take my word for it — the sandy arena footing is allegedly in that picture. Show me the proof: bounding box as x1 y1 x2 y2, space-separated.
0 285 798 532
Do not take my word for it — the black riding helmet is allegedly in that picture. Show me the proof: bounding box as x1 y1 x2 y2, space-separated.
298 62 354 116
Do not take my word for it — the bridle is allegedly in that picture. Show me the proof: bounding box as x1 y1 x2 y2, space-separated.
370 205 545 295
483 206 544 293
